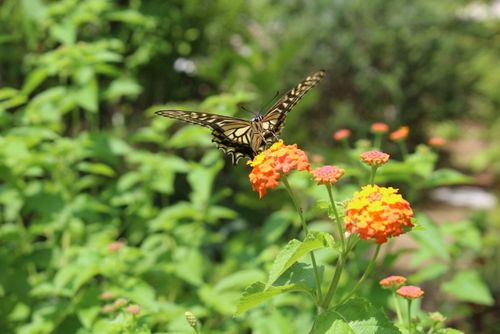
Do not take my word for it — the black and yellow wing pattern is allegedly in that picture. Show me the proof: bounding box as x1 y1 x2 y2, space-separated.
155 70 325 164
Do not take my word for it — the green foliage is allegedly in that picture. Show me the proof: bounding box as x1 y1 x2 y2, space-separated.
0 0 497 333
311 298 400 334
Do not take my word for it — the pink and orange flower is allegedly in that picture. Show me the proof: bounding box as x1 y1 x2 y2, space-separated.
380 275 407 289
310 165 345 185
333 128 351 141
428 137 446 148
360 151 390 166
397 285 424 299
371 122 389 134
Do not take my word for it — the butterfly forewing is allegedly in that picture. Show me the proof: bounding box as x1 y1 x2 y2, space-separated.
155 70 325 164
261 70 325 138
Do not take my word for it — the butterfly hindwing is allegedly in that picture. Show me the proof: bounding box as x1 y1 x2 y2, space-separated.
155 110 254 164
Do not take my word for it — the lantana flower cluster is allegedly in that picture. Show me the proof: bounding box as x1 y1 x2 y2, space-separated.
248 140 310 198
345 185 414 244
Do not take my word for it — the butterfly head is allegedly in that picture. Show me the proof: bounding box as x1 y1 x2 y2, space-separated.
251 114 264 122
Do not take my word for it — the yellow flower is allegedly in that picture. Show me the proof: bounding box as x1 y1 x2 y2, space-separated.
345 185 413 244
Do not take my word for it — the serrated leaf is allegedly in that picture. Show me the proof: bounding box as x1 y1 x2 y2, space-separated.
235 282 306 316
311 297 401 334
267 231 334 287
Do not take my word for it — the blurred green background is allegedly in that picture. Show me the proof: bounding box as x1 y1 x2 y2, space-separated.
1 0 499 333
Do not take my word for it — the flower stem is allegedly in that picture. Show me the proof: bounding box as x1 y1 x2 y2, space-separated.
407 299 413 334
374 134 382 150
393 290 403 324
282 176 323 303
339 244 381 304
369 166 378 185
321 253 344 309
326 184 345 252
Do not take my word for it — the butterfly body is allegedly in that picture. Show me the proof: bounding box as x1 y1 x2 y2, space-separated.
156 70 325 164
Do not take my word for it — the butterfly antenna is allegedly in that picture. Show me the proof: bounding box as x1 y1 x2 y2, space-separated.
240 104 260 119
260 90 281 114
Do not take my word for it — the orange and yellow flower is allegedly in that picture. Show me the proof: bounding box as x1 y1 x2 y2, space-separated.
333 128 351 141
371 122 389 134
397 285 424 299
380 275 407 289
248 140 310 198
310 165 345 185
360 150 390 166
345 185 414 244
390 126 409 141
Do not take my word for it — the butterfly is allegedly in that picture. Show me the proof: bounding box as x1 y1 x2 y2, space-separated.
155 70 325 164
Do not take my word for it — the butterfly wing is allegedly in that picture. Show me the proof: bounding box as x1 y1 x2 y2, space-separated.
155 110 255 164
261 70 325 138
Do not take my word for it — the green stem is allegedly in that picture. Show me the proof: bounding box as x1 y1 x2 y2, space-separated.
374 134 382 150
393 290 403 324
321 253 344 309
282 176 323 303
407 299 413 334
326 184 345 252
369 166 378 185
339 244 381 304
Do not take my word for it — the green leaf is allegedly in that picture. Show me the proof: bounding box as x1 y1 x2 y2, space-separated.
77 162 116 177
267 231 334 287
275 262 322 293
50 21 76 45
235 282 306 316
173 247 205 285
409 263 448 282
214 269 267 291
423 168 472 188
261 211 295 244
74 79 98 112
105 77 142 101
21 68 49 95
0 94 27 110
0 87 19 100
442 270 494 305
435 329 464 334
410 214 450 263
169 126 212 148
311 297 401 334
